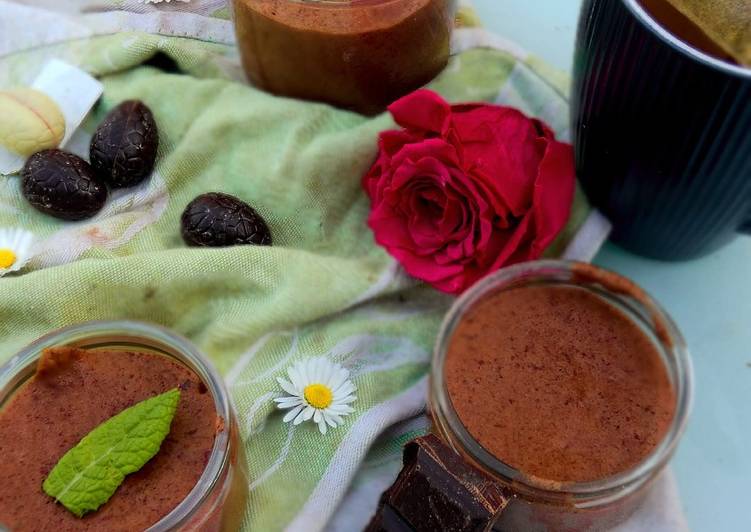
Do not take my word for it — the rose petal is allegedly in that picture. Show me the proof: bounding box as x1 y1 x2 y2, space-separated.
453 106 545 215
369 205 419 250
408 195 445 247
430 272 470 294
532 118 556 140
529 138 575 256
388 89 452 135
389 139 462 182
380 129 426 157
485 212 536 272
388 245 464 284
437 195 468 243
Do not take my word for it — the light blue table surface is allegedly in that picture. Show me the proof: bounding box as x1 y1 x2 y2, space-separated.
472 1 751 531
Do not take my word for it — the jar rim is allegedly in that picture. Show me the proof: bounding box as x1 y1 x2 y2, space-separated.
0 320 232 531
429 260 693 504
249 0 417 6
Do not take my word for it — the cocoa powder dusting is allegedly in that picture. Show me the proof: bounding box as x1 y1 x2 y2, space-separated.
445 284 676 483
571 262 673 348
0 347 217 531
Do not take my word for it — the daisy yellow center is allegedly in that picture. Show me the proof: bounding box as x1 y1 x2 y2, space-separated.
0 248 16 269
304 384 333 410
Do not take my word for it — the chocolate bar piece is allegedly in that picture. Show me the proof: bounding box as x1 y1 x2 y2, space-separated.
365 434 510 532
366 502 414 532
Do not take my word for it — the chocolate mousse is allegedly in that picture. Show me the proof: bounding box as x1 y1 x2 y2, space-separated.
233 0 455 114
444 284 676 483
0 347 217 531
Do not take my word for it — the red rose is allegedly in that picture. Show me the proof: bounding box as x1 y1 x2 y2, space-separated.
363 89 575 295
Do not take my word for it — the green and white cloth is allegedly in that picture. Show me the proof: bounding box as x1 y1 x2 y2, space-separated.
0 2 681 531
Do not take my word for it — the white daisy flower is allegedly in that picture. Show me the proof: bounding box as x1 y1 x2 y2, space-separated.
274 357 357 435
0 228 35 277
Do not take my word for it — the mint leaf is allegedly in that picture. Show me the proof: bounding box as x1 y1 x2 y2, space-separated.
43 388 181 517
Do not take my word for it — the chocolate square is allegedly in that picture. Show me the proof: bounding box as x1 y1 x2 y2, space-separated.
365 434 510 532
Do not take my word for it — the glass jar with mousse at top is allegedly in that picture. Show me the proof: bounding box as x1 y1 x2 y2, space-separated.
231 0 458 115
429 260 693 532
0 321 248 532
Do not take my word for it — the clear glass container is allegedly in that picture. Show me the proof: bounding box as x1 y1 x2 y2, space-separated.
429 261 693 531
231 0 458 114
0 321 248 532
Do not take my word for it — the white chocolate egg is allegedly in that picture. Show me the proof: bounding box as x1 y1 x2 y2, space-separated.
0 88 66 156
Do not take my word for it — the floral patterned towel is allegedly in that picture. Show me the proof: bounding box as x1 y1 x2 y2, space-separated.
0 1 615 530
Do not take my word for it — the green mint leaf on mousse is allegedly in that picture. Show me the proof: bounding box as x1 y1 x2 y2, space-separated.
42 388 181 517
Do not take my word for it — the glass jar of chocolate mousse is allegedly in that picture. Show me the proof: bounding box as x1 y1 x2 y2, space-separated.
0 321 248 532
231 0 458 114
429 260 693 532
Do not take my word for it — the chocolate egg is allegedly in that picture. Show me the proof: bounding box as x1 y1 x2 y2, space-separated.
90 100 158 188
22 149 107 221
181 192 272 247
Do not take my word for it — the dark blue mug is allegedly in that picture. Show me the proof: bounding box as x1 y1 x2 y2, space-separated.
572 0 751 260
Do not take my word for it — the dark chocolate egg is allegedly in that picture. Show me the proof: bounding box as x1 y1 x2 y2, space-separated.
181 192 272 247
90 100 159 188
22 149 107 221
